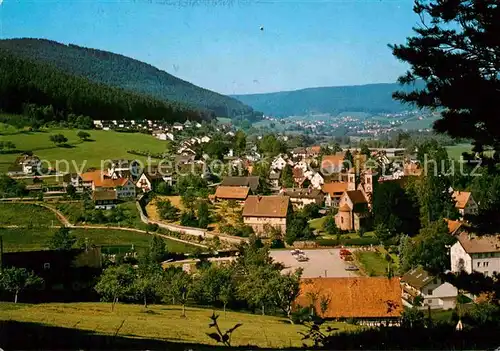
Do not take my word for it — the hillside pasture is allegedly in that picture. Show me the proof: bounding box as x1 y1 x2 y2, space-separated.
0 227 196 253
0 129 169 173
0 302 354 348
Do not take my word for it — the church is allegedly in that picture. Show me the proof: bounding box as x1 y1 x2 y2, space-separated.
334 168 375 231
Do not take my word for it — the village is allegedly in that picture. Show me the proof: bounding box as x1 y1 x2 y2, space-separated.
1 116 497 336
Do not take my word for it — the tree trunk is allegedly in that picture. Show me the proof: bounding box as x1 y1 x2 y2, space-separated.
144 294 148 308
287 308 294 324
223 302 227 317
14 290 18 304
261 304 265 316
112 297 118 311
182 303 186 317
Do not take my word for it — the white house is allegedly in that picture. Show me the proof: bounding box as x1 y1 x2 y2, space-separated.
93 120 103 128
8 155 41 176
450 231 500 277
310 172 324 189
173 122 184 131
201 136 211 143
401 266 458 310
271 155 287 170
107 160 141 179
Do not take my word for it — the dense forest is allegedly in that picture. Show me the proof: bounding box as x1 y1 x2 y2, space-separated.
232 81 426 117
0 38 259 120
0 49 212 123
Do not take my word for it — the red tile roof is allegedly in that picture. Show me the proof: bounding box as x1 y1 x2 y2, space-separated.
453 191 472 209
346 190 367 204
322 182 348 196
295 277 403 319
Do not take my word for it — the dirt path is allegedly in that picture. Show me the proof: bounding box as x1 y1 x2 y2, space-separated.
3 201 207 249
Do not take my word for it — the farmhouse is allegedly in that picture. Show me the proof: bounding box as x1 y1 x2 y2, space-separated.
450 230 500 277
221 176 260 192
401 266 457 310
279 188 323 209
8 154 41 176
106 159 141 179
452 191 478 220
242 195 290 236
295 277 403 326
92 189 119 209
136 170 165 192
213 186 250 202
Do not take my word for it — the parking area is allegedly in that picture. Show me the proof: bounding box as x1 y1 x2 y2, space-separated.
270 248 359 278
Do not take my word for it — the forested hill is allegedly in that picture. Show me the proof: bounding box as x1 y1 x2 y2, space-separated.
0 48 209 123
0 38 256 119
232 82 425 117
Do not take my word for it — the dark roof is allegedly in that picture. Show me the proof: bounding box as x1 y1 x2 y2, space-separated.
346 190 367 204
401 266 435 290
92 190 117 201
243 195 289 218
221 176 260 191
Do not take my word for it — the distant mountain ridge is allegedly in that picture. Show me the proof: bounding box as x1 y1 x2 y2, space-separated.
232 82 424 117
0 38 256 118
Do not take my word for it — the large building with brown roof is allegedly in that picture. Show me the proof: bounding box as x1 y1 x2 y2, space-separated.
214 186 250 202
450 230 500 276
242 195 290 236
295 277 403 325
321 153 345 175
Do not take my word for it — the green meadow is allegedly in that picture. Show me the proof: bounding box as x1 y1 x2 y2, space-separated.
0 129 169 173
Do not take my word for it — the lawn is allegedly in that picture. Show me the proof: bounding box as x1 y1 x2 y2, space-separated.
0 227 196 253
309 216 327 231
354 250 391 277
0 129 170 173
0 203 60 226
0 302 355 348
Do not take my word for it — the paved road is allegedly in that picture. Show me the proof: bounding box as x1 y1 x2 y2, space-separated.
270 248 360 278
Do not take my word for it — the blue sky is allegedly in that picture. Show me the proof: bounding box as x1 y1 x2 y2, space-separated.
0 0 418 95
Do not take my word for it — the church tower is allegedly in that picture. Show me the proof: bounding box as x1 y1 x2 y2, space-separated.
347 168 356 191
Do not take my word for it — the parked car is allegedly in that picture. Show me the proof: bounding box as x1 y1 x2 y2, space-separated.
296 254 309 262
345 265 358 271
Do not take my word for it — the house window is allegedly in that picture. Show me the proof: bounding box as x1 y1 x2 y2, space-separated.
43 263 51 270
341 217 344 224
483 262 489 267
427 289 433 295
477 262 481 267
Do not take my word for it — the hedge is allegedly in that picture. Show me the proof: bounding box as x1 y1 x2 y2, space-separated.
316 237 380 247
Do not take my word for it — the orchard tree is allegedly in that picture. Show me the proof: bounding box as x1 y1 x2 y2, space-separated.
269 268 303 322
390 0 500 153
133 263 163 308
0 267 43 303
95 265 136 311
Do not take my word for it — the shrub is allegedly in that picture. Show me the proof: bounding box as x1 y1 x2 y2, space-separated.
146 223 159 232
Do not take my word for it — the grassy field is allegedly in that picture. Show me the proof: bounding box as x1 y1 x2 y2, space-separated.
354 250 391 277
0 227 196 253
0 203 60 226
309 216 327 231
0 302 355 348
0 129 169 173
